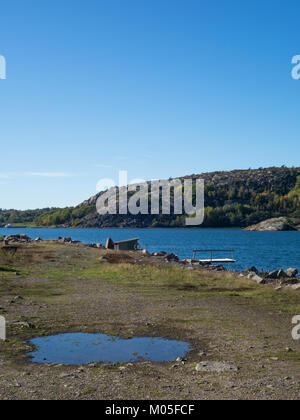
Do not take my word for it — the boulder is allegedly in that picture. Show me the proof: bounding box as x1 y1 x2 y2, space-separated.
265 270 280 280
152 251 168 257
285 268 298 278
277 269 288 279
211 265 226 271
246 266 259 274
251 274 266 284
4 234 31 243
247 272 259 279
164 253 179 262
281 278 299 286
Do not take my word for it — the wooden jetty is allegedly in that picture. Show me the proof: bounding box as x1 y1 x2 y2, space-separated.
192 249 236 264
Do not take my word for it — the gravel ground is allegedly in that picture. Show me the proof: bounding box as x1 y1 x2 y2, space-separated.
0 242 299 400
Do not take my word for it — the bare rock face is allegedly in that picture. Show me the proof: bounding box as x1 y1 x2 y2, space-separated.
244 217 297 231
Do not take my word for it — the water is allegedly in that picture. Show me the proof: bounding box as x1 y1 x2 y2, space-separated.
0 227 299 272
28 333 191 365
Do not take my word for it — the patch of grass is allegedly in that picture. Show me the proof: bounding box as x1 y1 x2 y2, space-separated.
70 260 300 314
0 265 18 273
265 351 300 362
82 387 97 395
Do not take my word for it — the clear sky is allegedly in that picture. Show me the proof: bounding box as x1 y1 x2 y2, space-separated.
0 0 300 209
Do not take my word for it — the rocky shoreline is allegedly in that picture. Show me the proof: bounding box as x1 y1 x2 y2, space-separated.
2 234 299 292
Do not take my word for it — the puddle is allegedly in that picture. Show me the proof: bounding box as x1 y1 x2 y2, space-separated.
27 333 191 365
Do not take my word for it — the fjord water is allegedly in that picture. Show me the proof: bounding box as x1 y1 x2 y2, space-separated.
28 333 191 365
1 227 299 272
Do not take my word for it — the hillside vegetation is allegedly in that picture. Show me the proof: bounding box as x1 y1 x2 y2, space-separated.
0 208 59 227
32 167 300 228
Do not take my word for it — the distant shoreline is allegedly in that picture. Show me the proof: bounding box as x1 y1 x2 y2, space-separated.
1 225 244 230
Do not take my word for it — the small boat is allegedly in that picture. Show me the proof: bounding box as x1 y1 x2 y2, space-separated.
4 224 12 228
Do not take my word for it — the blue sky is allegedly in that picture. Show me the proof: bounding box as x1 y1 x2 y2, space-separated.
0 0 300 209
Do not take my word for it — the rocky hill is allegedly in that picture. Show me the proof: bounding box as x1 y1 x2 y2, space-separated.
33 166 300 228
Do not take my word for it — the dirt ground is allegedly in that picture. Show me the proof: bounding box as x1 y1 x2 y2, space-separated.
0 242 299 400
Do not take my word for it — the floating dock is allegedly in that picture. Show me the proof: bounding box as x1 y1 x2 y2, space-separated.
192 249 236 264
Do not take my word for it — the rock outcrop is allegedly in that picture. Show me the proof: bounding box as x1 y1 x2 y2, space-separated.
4 234 32 243
241 266 299 288
244 217 298 231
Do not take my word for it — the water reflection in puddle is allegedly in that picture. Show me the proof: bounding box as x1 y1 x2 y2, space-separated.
28 333 191 365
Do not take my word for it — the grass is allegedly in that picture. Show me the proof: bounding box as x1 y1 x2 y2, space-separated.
69 259 300 314
0 240 299 316
265 351 300 362
0 265 18 273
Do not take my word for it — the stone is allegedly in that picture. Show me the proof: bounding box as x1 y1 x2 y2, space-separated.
164 253 179 262
4 234 31 243
152 251 168 257
277 269 288 279
14 321 36 329
246 266 259 274
195 361 239 373
265 270 280 280
251 274 265 284
285 268 298 278
281 278 299 286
